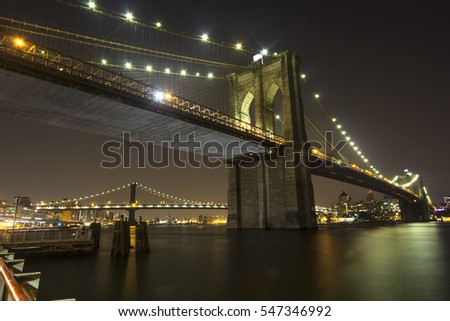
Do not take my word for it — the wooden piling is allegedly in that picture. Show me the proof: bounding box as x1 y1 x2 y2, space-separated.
135 217 150 253
110 218 130 258
90 222 101 251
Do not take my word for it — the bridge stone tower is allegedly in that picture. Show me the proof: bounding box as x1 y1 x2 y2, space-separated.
227 51 317 229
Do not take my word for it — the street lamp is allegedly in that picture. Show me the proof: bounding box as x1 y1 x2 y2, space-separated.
12 196 21 239
275 114 285 125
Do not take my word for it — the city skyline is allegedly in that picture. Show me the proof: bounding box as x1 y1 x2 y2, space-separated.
0 0 449 217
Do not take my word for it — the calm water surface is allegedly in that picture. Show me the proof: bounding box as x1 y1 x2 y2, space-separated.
23 222 450 301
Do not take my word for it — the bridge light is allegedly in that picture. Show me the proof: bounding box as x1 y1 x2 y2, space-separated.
124 62 132 69
153 91 164 101
353 146 358 151
235 43 243 50
201 33 209 42
155 22 162 28
195 72 200 77
180 69 187 76
314 93 320 99
301 74 306 79
207 72 214 78
125 12 134 21
87 1 96 9
146 65 152 72
165 67 171 74
336 124 342 129
357 151 362 155
341 131 346 135
253 53 263 63
332 118 337 122
346 136 351 141
14 38 25 47
275 115 281 120
101 59 107 65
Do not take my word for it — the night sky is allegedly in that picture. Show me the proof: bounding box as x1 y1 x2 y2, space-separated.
0 0 449 217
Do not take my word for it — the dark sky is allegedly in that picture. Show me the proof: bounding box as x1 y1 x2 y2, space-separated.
1 0 449 217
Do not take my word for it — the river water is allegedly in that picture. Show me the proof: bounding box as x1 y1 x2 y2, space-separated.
23 222 450 301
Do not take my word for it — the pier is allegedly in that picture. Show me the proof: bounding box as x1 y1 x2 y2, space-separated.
0 227 97 257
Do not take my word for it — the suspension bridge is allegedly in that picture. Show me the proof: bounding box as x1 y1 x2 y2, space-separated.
33 182 227 212
0 1 433 228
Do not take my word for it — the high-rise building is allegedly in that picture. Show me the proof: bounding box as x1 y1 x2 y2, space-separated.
331 191 352 216
338 191 350 203
444 197 450 207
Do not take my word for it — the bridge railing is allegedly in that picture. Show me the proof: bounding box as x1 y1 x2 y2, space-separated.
0 252 40 301
162 95 283 144
310 148 419 199
0 33 284 144
0 228 92 244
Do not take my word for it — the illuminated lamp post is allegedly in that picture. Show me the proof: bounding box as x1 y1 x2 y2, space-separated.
12 195 21 240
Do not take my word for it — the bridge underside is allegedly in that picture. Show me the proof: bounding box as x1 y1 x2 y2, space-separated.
0 68 265 159
311 165 417 202
312 164 430 221
0 57 428 225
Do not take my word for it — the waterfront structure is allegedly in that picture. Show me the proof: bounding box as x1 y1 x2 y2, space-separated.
0 25 431 229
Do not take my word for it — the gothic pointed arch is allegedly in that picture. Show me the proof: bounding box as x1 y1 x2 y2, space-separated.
266 83 284 136
240 91 256 125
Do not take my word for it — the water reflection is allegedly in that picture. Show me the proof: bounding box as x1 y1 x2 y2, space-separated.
23 222 450 300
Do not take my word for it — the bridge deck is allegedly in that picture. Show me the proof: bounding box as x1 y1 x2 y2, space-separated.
0 35 420 203
0 67 264 159
0 34 279 160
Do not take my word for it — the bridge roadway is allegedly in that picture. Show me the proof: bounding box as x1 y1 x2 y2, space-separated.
0 69 269 160
310 157 419 202
0 34 277 159
0 35 420 204
35 203 228 211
